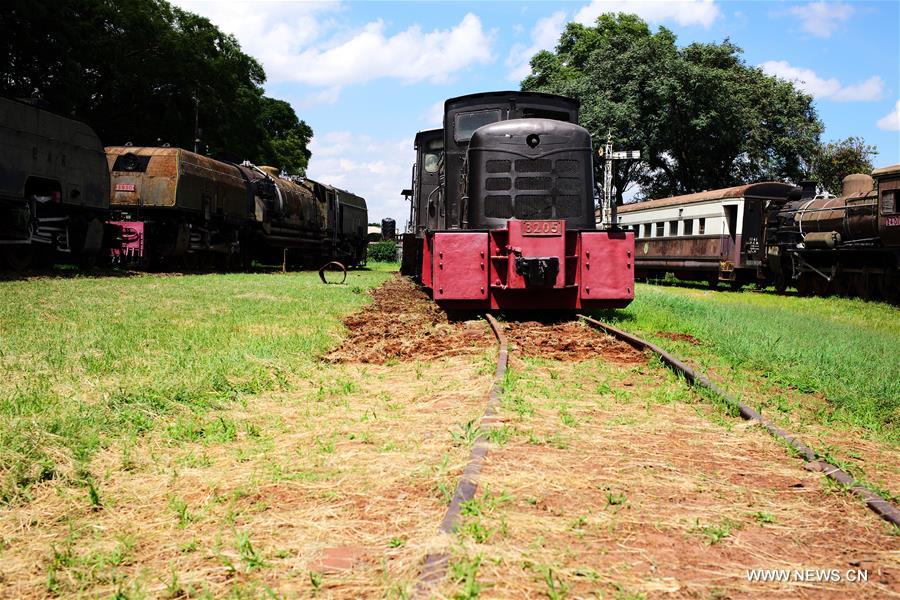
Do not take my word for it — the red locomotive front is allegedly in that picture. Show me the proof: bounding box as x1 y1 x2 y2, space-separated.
405 91 634 311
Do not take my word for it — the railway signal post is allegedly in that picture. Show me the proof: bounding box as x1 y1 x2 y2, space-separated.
598 132 640 230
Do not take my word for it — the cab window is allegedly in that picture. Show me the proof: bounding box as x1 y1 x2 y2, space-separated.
423 152 441 173
882 189 897 214
454 110 502 142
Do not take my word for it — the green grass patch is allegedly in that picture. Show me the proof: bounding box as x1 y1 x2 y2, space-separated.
0 269 391 503
593 285 899 445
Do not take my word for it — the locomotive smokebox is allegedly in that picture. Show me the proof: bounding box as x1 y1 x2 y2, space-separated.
381 218 396 241
466 118 595 230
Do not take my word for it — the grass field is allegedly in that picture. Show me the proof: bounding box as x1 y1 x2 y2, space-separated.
0 266 395 504
594 284 899 447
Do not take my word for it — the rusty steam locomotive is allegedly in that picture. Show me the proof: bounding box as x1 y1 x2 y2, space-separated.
401 91 635 311
767 168 900 300
0 97 367 270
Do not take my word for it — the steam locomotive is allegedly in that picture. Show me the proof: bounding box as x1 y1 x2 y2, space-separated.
767 168 900 300
401 91 634 311
0 97 367 270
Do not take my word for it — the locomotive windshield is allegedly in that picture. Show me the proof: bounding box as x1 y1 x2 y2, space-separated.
423 153 440 173
454 109 501 142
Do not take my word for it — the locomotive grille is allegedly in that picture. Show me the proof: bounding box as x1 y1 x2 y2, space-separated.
486 160 511 173
515 195 553 219
485 177 512 191
485 195 512 218
515 159 552 173
517 177 552 190
479 157 584 219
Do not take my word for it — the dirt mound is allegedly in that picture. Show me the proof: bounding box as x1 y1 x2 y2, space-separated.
326 275 494 363
656 331 703 345
507 320 645 363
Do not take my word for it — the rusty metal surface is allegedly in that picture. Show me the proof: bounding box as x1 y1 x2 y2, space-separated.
619 182 795 213
106 147 247 217
415 314 507 596
578 315 900 527
318 261 347 284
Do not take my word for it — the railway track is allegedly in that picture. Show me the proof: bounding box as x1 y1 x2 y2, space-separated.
414 313 899 596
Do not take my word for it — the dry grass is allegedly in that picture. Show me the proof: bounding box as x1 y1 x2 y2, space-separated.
0 355 496 598
441 355 900 599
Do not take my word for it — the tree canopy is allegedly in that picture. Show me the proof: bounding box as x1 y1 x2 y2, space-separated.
811 137 878 196
1 0 312 175
522 13 825 202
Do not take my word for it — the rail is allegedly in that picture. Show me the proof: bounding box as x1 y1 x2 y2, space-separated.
414 314 508 596
577 314 900 527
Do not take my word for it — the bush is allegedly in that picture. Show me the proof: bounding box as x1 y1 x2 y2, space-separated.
368 241 397 262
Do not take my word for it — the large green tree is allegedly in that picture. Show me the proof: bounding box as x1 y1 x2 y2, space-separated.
522 13 823 202
1 0 312 174
811 137 878 196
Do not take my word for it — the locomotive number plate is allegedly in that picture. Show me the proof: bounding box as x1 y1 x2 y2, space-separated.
522 220 561 236
115 183 136 192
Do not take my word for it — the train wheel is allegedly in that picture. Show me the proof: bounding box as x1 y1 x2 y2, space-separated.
1 245 34 271
795 273 811 296
707 278 719 290
774 274 788 294
729 280 742 291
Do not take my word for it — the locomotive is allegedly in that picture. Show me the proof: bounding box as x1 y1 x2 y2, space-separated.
0 97 367 271
767 166 900 300
0 97 109 269
402 91 634 311
106 147 367 269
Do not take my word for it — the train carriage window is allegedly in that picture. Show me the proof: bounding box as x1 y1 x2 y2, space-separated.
882 189 897 213
684 219 693 235
655 222 664 237
643 223 652 238
454 110 502 142
669 220 679 236
698 218 706 235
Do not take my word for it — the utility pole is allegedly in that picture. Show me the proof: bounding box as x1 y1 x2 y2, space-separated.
193 94 200 154
598 131 640 230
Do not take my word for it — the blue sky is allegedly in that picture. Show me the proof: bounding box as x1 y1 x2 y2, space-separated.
173 1 900 225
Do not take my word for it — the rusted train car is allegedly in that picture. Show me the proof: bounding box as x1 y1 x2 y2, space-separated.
105 146 367 268
768 167 900 300
616 183 796 288
0 98 109 269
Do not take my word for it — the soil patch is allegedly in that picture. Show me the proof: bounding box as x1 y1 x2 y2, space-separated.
507 320 645 363
326 275 493 363
656 330 703 345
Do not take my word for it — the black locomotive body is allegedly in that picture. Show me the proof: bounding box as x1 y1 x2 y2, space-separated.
0 98 109 269
404 91 634 311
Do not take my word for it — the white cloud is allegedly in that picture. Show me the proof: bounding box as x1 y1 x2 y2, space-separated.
787 1 853 38
506 10 568 81
306 131 416 225
171 2 494 90
877 100 900 132
575 0 721 29
423 100 445 127
760 61 884 102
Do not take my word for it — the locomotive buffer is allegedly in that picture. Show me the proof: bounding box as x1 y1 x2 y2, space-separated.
597 132 640 230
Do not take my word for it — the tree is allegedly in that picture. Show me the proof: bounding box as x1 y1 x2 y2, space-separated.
0 0 312 170
522 13 823 202
811 137 878 196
